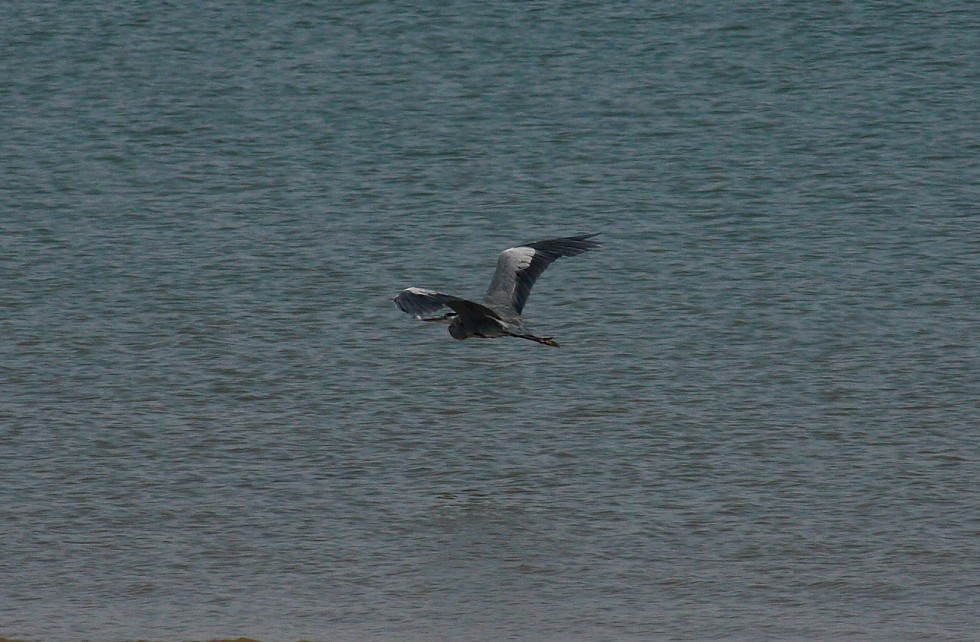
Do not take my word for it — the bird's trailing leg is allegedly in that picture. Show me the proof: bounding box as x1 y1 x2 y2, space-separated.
511 332 560 347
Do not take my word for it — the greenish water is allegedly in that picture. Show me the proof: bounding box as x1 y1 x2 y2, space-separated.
2 2 977 640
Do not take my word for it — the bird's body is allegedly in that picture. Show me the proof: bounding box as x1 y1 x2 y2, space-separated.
393 234 600 347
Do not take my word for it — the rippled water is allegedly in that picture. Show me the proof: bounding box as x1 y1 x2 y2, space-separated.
2 2 978 640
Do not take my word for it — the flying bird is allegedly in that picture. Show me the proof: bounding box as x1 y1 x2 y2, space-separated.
393 234 600 347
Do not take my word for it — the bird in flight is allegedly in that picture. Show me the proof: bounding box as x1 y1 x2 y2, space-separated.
393 234 600 347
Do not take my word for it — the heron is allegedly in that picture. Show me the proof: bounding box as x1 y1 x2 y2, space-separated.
393 234 600 347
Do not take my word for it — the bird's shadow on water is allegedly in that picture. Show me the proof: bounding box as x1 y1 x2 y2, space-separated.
434 486 496 507
421 485 551 542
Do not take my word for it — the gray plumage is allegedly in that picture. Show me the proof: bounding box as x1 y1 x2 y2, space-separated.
393 234 600 347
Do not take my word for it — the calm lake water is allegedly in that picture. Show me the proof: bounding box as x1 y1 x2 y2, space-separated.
2 1 978 640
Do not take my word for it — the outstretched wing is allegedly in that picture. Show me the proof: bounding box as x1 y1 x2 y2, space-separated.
392 287 460 320
445 298 503 321
482 234 601 314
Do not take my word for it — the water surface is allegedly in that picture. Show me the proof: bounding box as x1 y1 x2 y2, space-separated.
1 1 977 640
